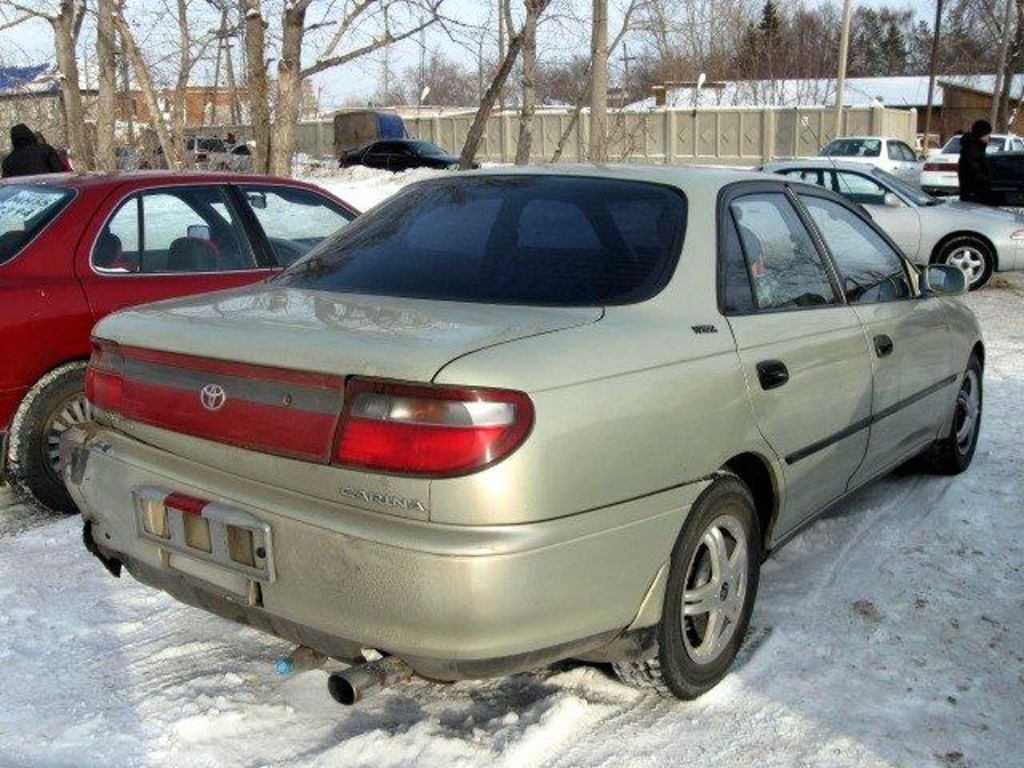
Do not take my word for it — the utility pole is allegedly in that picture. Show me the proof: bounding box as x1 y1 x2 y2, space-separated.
833 0 854 140
923 0 944 149
621 41 636 99
834 0 853 140
498 0 506 111
992 0 1014 128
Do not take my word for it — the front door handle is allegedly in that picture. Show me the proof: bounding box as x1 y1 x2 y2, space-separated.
874 334 894 358
756 360 790 390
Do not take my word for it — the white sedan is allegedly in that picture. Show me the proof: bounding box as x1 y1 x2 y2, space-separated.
818 136 921 185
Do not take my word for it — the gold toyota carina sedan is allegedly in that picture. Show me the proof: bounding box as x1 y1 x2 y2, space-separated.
62 167 983 704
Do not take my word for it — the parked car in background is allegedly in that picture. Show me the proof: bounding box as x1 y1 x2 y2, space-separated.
340 139 470 172
333 109 407 160
185 136 228 168
817 136 922 185
764 158 1024 289
65 167 982 706
919 133 1024 196
0 172 356 512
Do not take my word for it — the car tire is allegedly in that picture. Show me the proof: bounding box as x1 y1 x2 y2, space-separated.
6 362 92 513
935 236 994 290
924 354 983 475
612 473 761 699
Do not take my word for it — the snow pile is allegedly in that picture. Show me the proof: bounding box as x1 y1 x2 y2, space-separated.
302 166 450 213
1 280 1023 767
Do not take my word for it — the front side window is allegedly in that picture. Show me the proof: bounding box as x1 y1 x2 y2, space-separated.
801 195 912 304
729 193 837 311
275 175 686 306
93 186 255 273
0 185 73 265
834 171 887 205
239 185 354 266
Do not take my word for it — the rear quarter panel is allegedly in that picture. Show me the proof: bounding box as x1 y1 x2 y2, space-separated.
430 305 776 526
0 188 99 429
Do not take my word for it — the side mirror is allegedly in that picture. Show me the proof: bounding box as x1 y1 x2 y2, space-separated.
883 192 904 208
187 224 211 240
923 264 967 296
246 191 267 210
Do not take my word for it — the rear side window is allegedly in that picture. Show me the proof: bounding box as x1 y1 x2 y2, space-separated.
275 176 687 306
0 185 73 265
729 193 837 311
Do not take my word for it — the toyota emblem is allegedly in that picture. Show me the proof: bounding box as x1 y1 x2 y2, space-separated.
200 383 227 411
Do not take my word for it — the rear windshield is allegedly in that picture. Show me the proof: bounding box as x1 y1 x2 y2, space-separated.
0 185 73 265
822 138 882 158
274 175 687 306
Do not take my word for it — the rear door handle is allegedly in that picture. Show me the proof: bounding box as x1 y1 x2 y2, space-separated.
756 360 790 390
874 334 894 358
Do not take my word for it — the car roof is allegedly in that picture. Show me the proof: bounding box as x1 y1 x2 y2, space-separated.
450 163 767 196
0 170 330 193
764 159 883 174
824 135 896 141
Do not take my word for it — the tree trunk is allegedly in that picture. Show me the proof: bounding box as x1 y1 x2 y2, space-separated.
171 0 191 164
270 1 307 176
52 1 92 170
96 0 117 171
514 0 544 165
589 0 608 162
112 5 182 168
459 31 523 169
242 0 271 174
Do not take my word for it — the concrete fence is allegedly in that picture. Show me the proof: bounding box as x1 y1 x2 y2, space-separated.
193 104 916 167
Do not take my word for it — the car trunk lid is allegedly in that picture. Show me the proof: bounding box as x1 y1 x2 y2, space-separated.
89 285 601 480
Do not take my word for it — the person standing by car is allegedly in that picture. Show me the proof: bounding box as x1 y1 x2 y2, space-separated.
2 124 65 177
958 120 993 203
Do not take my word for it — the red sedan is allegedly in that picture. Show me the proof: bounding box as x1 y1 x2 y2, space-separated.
0 171 356 511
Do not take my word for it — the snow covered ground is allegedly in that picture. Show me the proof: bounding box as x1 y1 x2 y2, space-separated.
0 173 1021 766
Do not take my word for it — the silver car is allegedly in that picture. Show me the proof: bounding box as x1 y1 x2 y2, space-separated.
764 158 1024 289
63 167 983 704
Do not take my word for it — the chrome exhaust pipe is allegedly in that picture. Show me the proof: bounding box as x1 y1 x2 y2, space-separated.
327 656 414 705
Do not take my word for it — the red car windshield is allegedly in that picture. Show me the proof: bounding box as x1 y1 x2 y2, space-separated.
0 184 73 265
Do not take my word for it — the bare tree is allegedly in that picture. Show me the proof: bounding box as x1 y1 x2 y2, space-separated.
268 0 444 176
111 1 183 167
241 0 271 173
550 0 645 162
514 0 550 164
96 0 117 170
590 0 608 161
4 0 92 168
460 0 522 168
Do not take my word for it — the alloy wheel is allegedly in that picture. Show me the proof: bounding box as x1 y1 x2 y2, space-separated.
43 393 93 480
945 246 986 286
681 513 749 664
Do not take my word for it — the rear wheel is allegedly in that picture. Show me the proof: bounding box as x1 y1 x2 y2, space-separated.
6 362 91 513
936 236 994 290
613 474 761 699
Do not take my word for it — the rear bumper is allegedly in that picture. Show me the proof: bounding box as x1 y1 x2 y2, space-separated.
63 423 702 679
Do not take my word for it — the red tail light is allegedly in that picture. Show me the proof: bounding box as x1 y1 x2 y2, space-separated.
923 162 957 172
334 379 534 477
85 338 125 409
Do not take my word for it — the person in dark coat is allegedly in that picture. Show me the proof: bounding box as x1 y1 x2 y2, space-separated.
958 119 993 203
1 124 65 178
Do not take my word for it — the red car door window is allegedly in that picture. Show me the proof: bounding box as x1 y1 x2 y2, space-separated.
93 186 256 274
238 185 354 266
